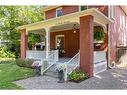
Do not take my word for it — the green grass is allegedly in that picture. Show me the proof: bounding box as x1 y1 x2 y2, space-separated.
0 60 35 89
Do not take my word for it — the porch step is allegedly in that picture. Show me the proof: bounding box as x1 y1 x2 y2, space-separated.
44 71 58 78
43 63 58 78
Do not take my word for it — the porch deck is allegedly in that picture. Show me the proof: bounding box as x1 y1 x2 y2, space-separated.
58 58 71 63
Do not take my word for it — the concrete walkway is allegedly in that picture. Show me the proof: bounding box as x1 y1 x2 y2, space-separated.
14 67 127 89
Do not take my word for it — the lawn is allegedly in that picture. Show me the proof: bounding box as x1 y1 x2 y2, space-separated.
0 60 35 89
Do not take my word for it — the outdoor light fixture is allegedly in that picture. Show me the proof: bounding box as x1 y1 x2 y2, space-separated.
73 24 78 33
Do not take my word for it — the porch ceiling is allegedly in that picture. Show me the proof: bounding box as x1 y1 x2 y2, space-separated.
16 8 113 32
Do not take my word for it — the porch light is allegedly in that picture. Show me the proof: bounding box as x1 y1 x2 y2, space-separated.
73 24 78 33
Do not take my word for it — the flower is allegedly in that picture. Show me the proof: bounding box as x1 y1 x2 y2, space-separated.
55 64 66 71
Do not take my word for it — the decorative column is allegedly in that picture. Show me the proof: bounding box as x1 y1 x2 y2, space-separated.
45 28 50 59
20 29 28 59
80 15 94 77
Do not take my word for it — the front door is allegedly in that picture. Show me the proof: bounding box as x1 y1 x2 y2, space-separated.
56 35 65 57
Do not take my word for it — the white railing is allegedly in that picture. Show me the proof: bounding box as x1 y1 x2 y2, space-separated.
48 50 59 62
94 51 107 75
64 52 80 81
41 50 59 75
26 50 58 61
26 50 46 60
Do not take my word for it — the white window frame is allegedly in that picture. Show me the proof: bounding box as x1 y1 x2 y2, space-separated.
56 7 63 17
120 15 123 29
123 15 126 28
120 15 126 29
110 6 115 20
79 6 88 12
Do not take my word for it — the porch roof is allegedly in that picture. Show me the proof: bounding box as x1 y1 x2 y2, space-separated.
16 8 113 32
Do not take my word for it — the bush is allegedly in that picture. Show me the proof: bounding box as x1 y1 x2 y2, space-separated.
16 58 34 68
69 69 89 82
0 47 15 58
0 58 15 64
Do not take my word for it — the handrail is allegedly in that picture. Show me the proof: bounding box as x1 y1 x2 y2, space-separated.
64 51 80 81
41 50 58 75
65 52 80 64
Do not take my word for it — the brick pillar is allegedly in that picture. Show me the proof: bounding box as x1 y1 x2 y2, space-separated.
80 15 94 77
20 29 28 59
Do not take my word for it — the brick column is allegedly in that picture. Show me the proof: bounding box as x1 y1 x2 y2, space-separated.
20 29 28 59
80 15 94 77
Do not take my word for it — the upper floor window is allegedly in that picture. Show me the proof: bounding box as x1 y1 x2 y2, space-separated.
56 7 63 17
110 6 115 19
79 6 88 11
120 15 126 29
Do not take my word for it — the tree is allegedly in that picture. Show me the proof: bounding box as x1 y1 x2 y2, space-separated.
0 6 44 58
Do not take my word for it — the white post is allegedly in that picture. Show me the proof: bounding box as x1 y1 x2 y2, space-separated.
64 64 68 81
45 28 50 59
55 50 59 61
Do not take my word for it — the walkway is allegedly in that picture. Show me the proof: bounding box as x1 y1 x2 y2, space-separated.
14 67 127 89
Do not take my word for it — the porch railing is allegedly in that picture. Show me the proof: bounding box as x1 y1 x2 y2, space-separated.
26 50 46 60
93 51 107 75
41 50 59 75
26 50 59 75
48 50 59 62
26 50 58 61
64 51 80 81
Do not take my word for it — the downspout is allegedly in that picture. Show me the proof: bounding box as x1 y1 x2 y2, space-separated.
107 5 111 68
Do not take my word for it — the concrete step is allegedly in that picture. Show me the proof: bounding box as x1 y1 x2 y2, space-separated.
44 71 59 78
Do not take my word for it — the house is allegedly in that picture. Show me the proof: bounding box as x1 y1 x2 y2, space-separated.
17 6 127 80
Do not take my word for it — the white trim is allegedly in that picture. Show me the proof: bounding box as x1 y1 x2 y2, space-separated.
55 35 64 49
16 8 113 31
46 28 50 59
43 6 61 12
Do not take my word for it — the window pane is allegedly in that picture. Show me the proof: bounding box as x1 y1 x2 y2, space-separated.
56 9 62 17
81 6 87 11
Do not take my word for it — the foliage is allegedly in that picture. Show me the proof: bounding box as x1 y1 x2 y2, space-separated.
69 69 89 82
28 33 41 50
0 47 15 58
0 6 44 57
16 58 34 68
0 58 15 64
94 26 105 41
0 61 35 89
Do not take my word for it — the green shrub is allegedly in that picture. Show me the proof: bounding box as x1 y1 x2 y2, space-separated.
0 58 15 64
69 69 89 82
16 59 34 68
0 47 15 58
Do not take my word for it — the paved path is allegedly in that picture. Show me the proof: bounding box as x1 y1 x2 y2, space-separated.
14 67 127 89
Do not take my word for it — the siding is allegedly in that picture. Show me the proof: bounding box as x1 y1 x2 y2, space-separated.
50 29 79 58
45 6 108 19
110 6 127 62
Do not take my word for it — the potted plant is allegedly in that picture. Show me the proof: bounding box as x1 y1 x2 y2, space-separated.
94 26 105 43
55 64 66 83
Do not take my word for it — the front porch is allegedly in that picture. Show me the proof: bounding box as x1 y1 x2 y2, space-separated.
17 8 113 80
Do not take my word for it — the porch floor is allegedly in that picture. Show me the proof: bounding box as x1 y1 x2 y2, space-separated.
58 57 71 63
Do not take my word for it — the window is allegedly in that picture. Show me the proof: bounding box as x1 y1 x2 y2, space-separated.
120 15 126 29
110 6 115 19
56 8 63 17
123 15 126 28
79 6 88 11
